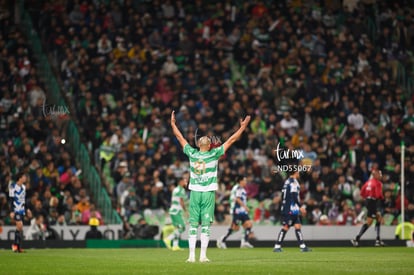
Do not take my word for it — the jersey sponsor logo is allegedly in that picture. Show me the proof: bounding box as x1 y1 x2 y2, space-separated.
290 204 300 215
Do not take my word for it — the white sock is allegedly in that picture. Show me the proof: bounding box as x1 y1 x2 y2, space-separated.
166 233 175 241
173 239 179 247
200 233 209 259
188 235 197 259
274 244 281 249
168 229 179 241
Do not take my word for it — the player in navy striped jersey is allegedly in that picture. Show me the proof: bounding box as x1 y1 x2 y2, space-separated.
273 170 311 252
9 172 31 253
218 176 254 248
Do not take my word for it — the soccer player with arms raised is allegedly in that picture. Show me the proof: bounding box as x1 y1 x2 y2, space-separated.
171 110 250 263
273 170 311 252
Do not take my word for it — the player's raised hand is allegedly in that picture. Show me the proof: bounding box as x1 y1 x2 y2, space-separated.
171 110 176 125
240 115 251 128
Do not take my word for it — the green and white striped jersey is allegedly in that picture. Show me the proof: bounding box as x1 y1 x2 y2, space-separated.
183 144 225 192
169 185 187 214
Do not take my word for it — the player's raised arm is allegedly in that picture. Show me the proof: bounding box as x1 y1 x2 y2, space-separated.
223 115 251 153
171 110 189 149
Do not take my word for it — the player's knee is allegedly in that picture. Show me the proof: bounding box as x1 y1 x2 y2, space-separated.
176 224 186 234
294 224 301 230
188 226 198 236
244 220 253 228
16 222 23 231
201 225 210 236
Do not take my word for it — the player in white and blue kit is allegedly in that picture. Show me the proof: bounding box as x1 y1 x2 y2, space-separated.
9 172 30 253
217 179 239 248
217 176 254 248
273 170 311 252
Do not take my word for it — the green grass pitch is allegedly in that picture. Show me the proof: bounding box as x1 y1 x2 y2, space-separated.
0 247 413 275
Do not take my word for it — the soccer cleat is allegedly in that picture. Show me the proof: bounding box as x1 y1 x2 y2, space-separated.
273 247 283 252
241 241 254 248
351 239 359 247
375 240 385 247
163 238 172 250
185 257 195 263
301 247 312 252
11 244 18 253
172 246 184 251
199 257 210 263
217 236 227 249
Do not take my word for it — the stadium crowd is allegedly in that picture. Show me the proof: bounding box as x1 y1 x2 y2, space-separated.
0 1 104 237
1 0 414 239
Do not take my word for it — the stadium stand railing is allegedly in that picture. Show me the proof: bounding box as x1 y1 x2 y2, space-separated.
397 62 414 96
18 2 122 225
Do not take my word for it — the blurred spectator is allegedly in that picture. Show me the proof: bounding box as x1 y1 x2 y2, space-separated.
336 203 357 225
0 192 10 224
31 199 48 221
150 118 168 144
268 194 282 225
318 215 331 226
142 182 168 225
82 204 103 225
347 107 364 131
69 204 82 225
55 214 67 227
254 200 270 224
394 217 414 241
168 158 188 180
116 173 132 206
133 218 159 240
122 187 141 220
85 217 103 240
26 214 47 240
280 112 299 137
76 189 91 215
111 161 128 186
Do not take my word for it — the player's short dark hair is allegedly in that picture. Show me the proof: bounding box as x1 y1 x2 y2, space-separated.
235 175 247 183
14 171 25 182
